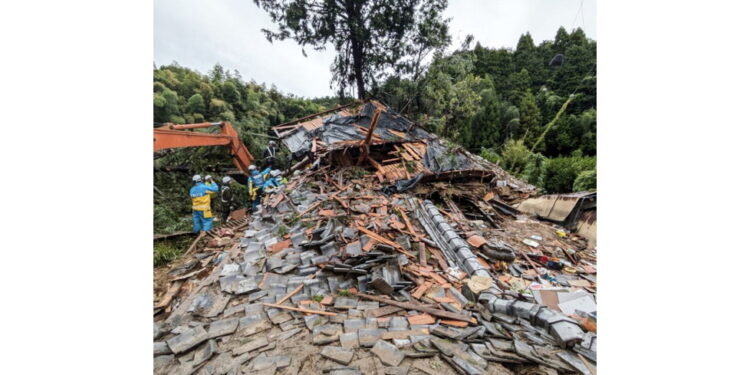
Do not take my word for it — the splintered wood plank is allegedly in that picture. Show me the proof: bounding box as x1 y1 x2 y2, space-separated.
356 226 415 258
429 248 450 272
440 320 469 328
411 282 431 299
407 313 436 325
154 280 184 309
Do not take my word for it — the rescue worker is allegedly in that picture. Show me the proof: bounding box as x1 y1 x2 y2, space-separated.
263 140 278 169
220 176 234 223
247 164 271 212
204 175 218 217
190 174 218 232
261 170 282 194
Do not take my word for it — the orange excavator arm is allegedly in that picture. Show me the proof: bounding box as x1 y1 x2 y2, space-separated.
154 122 254 177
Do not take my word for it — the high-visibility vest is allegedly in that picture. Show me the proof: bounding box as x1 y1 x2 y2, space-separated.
190 182 218 217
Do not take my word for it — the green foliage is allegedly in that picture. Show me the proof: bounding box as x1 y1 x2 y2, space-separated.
154 205 191 234
186 93 205 114
312 295 324 303
543 153 596 193
350 167 370 178
499 139 532 175
519 89 542 143
521 152 547 188
573 170 596 192
153 237 193 267
154 242 182 267
480 147 501 165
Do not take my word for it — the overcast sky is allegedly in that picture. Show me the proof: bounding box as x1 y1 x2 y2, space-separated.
155 0 596 98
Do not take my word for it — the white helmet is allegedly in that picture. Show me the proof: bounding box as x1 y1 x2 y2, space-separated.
192 175 202 182
221 176 231 184
248 165 257 171
270 170 281 177
205 175 212 180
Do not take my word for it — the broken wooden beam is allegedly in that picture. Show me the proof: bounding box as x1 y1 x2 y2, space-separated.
356 226 415 258
357 109 382 165
355 293 473 323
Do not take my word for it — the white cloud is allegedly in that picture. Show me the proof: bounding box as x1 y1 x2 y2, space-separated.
155 0 596 98
447 0 596 50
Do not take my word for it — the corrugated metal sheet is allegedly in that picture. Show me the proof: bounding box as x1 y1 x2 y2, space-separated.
282 128 311 154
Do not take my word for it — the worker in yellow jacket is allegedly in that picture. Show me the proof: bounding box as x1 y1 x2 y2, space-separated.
190 174 219 232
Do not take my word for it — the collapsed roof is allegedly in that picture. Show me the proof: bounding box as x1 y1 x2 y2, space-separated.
273 101 536 191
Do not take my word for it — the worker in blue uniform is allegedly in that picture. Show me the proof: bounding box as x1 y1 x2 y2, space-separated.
262 170 282 194
247 164 271 211
190 174 219 232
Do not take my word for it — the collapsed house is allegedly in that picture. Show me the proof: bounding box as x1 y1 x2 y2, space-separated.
153 101 597 375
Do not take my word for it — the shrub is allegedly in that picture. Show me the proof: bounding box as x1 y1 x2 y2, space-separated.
154 242 182 267
573 170 596 192
480 147 501 165
522 152 547 188
544 153 596 193
499 139 532 174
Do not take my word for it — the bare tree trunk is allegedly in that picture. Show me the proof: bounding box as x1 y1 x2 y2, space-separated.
345 0 366 99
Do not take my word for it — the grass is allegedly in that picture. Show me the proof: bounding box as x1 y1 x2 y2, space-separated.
277 225 289 237
351 167 370 178
405 160 417 173
312 295 324 303
287 215 299 226
154 242 182 267
153 236 193 267
337 289 352 297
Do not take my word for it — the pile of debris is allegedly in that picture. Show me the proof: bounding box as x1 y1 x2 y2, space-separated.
154 102 597 375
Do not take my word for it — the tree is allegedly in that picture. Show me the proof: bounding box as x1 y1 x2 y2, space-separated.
253 0 450 99
553 27 570 53
186 93 206 114
421 53 483 138
221 81 241 106
519 89 541 140
507 68 531 104
154 88 180 123
513 33 546 86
